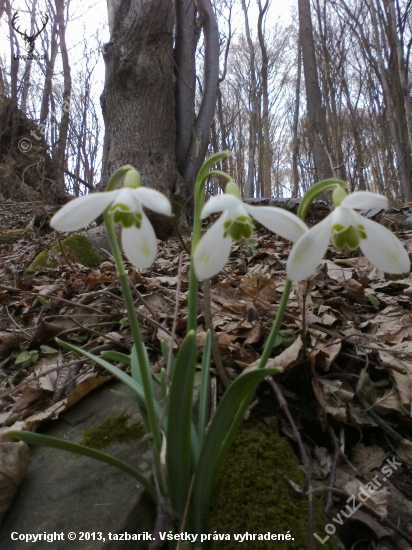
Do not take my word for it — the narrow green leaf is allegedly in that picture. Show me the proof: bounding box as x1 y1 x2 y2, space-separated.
196 151 233 188
7 430 157 501
192 367 280 533
101 350 131 365
166 330 198 519
55 339 155 414
160 340 175 378
198 330 211 445
105 165 134 192
297 178 348 221
160 368 166 401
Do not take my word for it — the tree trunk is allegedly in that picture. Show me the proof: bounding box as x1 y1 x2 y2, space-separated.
242 0 258 198
292 45 302 196
101 0 177 196
298 0 332 181
369 0 411 201
54 0 71 192
257 0 271 197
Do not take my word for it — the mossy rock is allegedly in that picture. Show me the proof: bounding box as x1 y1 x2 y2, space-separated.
206 422 336 550
24 233 101 277
79 414 145 450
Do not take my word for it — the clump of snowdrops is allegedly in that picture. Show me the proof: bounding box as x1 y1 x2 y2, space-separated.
9 152 410 549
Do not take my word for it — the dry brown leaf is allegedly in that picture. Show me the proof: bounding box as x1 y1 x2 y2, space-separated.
293 279 314 317
243 320 261 345
237 274 278 303
346 277 365 302
319 379 352 422
0 433 30 525
336 469 389 516
378 350 412 413
351 443 386 475
7 375 111 432
259 335 303 372
310 446 332 480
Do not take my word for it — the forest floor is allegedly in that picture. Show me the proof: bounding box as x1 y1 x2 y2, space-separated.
1 197 412 549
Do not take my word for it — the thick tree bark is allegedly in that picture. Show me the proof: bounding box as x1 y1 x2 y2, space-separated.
298 0 332 181
100 0 177 196
175 0 196 179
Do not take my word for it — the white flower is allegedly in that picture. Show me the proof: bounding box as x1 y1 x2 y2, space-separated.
193 183 308 280
50 169 171 269
286 190 410 281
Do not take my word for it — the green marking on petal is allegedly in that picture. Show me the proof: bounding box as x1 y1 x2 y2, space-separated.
110 202 130 213
332 224 360 250
226 215 254 241
357 225 367 239
113 209 142 228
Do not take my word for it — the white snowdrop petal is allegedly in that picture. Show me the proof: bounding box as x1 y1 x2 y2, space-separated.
133 187 172 216
194 214 232 280
286 215 332 281
340 192 388 211
201 194 241 219
352 212 411 274
112 187 138 209
121 213 158 269
50 190 121 231
245 205 308 242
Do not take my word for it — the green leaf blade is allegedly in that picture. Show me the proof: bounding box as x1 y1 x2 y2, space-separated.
166 330 198 519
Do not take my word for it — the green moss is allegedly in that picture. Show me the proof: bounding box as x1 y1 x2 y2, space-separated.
24 249 57 277
24 233 100 276
59 234 100 267
80 414 145 450
206 422 336 550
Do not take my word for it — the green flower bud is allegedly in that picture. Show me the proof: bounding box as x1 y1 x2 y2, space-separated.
226 181 242 199
123 168 141 189
332 186 347 207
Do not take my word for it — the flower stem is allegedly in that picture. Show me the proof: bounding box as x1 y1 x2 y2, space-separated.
103 212 163 460
258 278 292 369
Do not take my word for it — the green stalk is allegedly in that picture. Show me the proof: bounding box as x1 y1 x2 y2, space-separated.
187 151 233 333
103 211 162 464
258 278 292 369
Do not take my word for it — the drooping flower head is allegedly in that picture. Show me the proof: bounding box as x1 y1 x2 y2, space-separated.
286 189 410 281
51 167 172 269
193 181 308 280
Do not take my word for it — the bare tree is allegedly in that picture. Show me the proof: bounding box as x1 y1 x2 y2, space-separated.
298 0 332 180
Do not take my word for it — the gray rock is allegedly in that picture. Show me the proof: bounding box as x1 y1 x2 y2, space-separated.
0 381 156 550
405 216 412 229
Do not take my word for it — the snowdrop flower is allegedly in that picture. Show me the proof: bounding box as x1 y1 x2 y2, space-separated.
287 188 410 281
51 168 171 269
193 182 308 279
